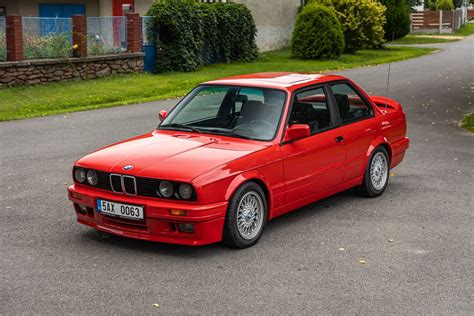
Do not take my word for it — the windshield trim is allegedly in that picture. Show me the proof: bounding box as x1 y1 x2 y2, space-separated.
157 84 289 142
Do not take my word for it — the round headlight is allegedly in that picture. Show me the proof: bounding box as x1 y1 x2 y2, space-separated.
86 170 98 186
158 181 174 198
74 168 86 183
178 184 193 200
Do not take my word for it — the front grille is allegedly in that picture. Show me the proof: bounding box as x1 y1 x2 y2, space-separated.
136 177 159 197
96 171 112 191
123 176 137 195
73 167 196 201
110 174 123 192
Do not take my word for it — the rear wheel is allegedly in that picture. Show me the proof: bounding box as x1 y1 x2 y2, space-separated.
357 146 390 197
222 182 267 248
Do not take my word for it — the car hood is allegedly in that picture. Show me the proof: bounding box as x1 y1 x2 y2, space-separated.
76 130 269 182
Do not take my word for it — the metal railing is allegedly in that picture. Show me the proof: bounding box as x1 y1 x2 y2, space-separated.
22 17 73 59
0 17 5 61
87 16 126 55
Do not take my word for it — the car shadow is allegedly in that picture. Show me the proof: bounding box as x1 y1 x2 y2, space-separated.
80 189 358 257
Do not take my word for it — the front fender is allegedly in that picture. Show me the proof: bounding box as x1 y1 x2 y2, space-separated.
224 170 270 201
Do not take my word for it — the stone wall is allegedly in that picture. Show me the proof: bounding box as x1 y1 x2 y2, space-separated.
0 53 144 88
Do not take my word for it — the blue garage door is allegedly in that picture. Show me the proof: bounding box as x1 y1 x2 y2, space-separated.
39 4 86 18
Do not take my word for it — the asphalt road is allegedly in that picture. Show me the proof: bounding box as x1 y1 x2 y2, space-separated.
1 37 473 314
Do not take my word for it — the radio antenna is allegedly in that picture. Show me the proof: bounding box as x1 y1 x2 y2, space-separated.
385 32 395 114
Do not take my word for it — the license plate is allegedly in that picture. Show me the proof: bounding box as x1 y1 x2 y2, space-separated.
97 199 144 220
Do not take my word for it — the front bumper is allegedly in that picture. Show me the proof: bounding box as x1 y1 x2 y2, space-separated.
68 184 227 246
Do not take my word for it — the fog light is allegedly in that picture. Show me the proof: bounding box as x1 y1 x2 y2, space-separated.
170 209 187 216
178 223 194 233
77 203 88 214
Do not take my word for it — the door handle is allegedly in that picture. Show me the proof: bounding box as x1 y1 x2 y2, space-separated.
335 136 344 143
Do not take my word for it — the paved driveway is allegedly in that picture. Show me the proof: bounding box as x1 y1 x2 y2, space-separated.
1 37 473 314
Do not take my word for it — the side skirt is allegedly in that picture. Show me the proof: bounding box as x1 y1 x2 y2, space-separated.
268 176 363 220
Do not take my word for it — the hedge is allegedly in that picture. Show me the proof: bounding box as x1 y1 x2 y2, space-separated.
292 4 345 59
147 0 257 73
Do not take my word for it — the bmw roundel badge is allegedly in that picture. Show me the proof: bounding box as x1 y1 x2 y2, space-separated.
123 165 134 171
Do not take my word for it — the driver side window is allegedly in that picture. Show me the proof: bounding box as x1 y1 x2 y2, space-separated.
290 87 332 135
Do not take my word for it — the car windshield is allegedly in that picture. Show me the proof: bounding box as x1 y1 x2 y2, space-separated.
159 85 287 141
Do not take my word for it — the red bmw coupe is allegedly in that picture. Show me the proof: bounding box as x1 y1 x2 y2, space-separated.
68 73 409 248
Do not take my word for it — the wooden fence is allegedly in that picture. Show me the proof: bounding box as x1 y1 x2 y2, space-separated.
411 9 463 34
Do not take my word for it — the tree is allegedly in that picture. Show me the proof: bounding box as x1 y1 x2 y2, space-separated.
380 0 411 40
436 0 454 10
310 0 386 53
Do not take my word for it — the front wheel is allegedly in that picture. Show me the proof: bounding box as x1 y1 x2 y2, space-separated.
222 182 267 248
356 146 390 197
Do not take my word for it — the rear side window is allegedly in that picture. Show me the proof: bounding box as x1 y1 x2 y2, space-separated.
331 83 373 123
290 87 332 135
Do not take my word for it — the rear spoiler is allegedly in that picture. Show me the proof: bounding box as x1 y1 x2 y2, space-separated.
370 96 403 112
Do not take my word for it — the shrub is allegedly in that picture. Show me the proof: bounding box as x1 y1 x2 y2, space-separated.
310 0 386 53
436 0 454 10
291 4 345 59
380 0 411 40
200 2 258 64
147 0 204 72
147 0 257 73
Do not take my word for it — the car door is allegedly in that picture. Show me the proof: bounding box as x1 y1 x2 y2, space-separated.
328 82 377 181
281 86 346 204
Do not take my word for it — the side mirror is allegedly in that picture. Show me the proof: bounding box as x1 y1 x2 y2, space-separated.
284 124 310 142
158 110 168 122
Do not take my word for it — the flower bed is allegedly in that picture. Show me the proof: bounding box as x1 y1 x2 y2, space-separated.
23 33 73 59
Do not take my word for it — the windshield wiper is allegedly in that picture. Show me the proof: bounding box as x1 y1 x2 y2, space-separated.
199 128 257 140
159 123 202 134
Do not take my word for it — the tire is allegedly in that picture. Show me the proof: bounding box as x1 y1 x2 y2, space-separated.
356 146 390 198
222 182 267 248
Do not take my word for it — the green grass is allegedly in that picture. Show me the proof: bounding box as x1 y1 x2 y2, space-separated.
453 23 474 36
0 46 435 121
391 35 458 45
460 113 474 133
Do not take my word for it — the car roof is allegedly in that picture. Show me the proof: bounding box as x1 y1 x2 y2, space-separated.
204 72 347 90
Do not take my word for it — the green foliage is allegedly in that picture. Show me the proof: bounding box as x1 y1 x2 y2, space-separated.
147 0 257 73
87 35 124 56
0 27 5 61
291 4 345 59
23 33 72 59
460 113 474 133
310 0 386 53
436 0 454 10
200 2 257 64
380 0 411 40
147 0 204 72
